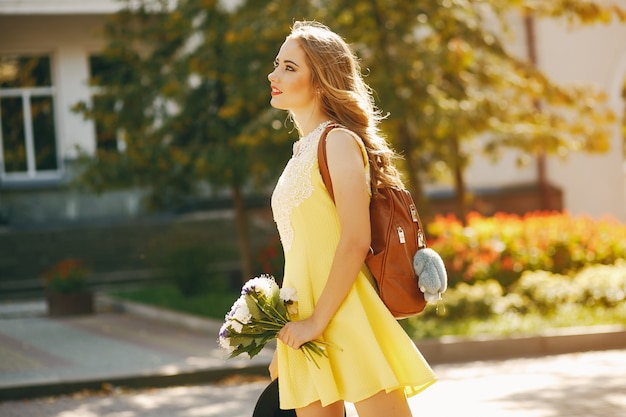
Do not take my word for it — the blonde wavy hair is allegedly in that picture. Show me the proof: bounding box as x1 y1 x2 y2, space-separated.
288 21 404 194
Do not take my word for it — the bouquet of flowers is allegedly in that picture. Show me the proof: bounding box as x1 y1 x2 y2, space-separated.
218 274 330 367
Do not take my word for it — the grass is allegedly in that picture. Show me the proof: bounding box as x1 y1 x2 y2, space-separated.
112 283 626 340
111 284 239 320
403 302 626 339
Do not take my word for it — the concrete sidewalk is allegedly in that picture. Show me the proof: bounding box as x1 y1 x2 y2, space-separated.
1 294 625 406
1 349 625 416
0 296 272 401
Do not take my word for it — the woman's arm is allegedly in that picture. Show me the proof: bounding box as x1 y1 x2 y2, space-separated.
277 129 371 350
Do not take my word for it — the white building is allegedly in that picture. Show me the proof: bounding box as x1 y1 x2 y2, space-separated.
462 14 626 222
539 17 626 221
0 0 625 224
0 0 145 224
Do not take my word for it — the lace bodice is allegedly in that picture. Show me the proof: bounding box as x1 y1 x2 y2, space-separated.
271 121 371 253
271 121 333 253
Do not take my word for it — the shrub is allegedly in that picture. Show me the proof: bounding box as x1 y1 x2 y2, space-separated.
406 261 626 338
572 260 626 308
418 261 626 320
512 270 582 314
512 261 626 312
427 211 626 288
158 245 228 297
437 280 504 319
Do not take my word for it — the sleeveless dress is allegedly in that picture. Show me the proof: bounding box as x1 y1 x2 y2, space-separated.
271 121 436 409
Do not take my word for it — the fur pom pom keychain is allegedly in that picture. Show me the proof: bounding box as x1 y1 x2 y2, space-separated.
413 248 448 304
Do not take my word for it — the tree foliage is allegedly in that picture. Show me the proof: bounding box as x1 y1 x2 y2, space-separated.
316 0 624 215
74 0 310 280
75 0 295 205
74 0 625 277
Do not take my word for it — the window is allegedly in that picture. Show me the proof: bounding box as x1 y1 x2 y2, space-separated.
0 55 60 180
89 55 120 153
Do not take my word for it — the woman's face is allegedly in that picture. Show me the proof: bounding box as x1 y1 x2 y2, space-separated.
267 37 316 114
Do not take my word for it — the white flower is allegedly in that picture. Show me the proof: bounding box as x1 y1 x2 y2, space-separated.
280 287 299 316
228 296 252 325
229 318 243 333
218 275 331 364
242 274 277 297
218 323 234 353
280 287 298 303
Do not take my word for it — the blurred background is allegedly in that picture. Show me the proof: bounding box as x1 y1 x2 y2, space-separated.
0 0 625 338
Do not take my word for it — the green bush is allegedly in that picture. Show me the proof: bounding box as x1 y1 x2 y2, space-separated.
512 271 582 314
513 260 626 311
112 283 239 319
417 260 626 321
158 245 228 297
571 261 626 308
433 280 504 319
405 261 626 339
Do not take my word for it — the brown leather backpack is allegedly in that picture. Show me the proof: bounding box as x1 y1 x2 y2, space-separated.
317 124 427 318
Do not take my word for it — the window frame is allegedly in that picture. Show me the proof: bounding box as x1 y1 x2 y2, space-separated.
88 53 124 154
0 53 63 183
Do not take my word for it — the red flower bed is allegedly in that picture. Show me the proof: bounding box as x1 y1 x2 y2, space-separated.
428 211 626 288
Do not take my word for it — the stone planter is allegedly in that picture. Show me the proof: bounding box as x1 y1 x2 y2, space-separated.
46 291 95 317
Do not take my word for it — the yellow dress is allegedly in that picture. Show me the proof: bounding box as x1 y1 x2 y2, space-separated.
271 121 436 409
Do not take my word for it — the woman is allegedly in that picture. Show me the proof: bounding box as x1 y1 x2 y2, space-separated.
268 21 436 417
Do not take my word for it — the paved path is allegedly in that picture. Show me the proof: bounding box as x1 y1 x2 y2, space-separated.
0 300 272 398
1 349 625 417
1 298 625 416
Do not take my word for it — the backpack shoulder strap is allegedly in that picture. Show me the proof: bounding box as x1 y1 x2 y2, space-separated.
317 123 340 202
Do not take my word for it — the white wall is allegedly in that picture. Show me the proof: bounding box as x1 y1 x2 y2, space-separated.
460 16 626 221
460 13 539 190
462 141 537 189
536 18 626 221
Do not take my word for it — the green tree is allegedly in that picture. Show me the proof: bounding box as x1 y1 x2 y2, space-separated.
317 0 624 217
74 0 307 282
75 0 625 280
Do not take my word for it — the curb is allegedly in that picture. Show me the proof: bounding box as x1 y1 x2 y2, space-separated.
416 325 626 364
107 295 626 364
0 365 270 402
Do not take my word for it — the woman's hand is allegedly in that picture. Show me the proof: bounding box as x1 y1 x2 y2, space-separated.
277 316 324 350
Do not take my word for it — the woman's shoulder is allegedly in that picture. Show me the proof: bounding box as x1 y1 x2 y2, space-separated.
326 125 365 149
325 125 369 169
